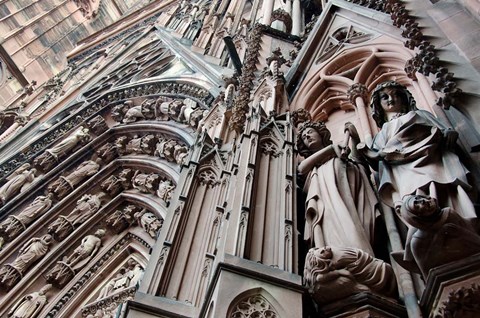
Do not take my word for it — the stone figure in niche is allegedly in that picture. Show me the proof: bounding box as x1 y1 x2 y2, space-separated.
0 193 53 241
134 209 163 238
48 193 103 241
46 229 105 287
122 99 154 123
114 136 128 155
132 171 160 194
304 246 397 304
101 175 124 197
359 81 475 217
105 205 139 234
392 194 480 278
97 267 126 299
157 180 175 204
296 121 378 253
7 284 52 318
64 158 101 186
111 103 127 122
127 259 143 287
95 143 118 164
87 115 109 136
174 145 189 165
48 159 101 199
66 229 105 267
0 166 36 205
155 138 189 164
125 135 142 154
156 99 184 121
0 234 52 290
180 98 205 128
46 126 90 159
140 134 156 155
118 169 135 189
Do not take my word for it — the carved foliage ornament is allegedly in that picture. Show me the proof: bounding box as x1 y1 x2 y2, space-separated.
435 284 480 318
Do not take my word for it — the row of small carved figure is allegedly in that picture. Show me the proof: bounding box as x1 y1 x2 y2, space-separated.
100 168 176 203
0 164 173 249
0 200 160 293
4 237 144 318
113 134 189 165
110 96 207 129
32 124 190 176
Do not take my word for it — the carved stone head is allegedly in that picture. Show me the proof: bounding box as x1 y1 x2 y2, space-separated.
296 121 332 157
370 81 417 127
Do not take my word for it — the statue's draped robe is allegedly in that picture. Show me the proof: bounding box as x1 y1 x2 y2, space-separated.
372 110 474 216
304 156 377 254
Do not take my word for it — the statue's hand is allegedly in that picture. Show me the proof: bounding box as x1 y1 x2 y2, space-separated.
344 122 360 143
443 129 458 151
357 143 382 160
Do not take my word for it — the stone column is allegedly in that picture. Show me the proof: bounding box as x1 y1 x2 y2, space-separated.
261 0 275 25
346 83 373 144
292 0 301 36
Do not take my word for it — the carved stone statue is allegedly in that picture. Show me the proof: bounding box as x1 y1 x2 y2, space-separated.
360 81 475 217
140 134 156 155
111 103 127 122
105 205 138 234
46 126 90 159
46 229 105 287
125 135 142 154
63 158 101 186
0 234 52 290
304 246 397 304
122 99 154 123
296 121 378 253
100 175 124 197
49 158 101 199
118 169 135 189
10 234 52 273
132 171 160 194
126 259 143 288
48 193 103 241
179 98 205 128
134 209 162 238
392 195 480 278
95 143 118 164
87 115 109 135
97 268 126 299
157 180 175 204
0 167 36 205
0 193 53 241
7 284 52 318
66 228 105 268
155 139 188 164
114 136 128 155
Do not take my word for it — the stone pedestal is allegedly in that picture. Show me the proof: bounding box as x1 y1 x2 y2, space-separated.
320 292 407 318
198 254 304 318
420 253 480 317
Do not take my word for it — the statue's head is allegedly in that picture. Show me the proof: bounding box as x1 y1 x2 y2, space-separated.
42 234 53 244
398 194 441 228
40 284 53 295
304 247 334 289
370 81 417 127
95 229 106 237
296 121 332 157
